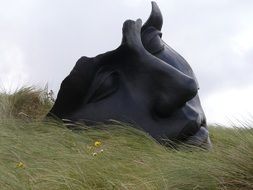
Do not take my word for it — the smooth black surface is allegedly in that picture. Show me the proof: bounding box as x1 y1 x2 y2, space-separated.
47 2 210 147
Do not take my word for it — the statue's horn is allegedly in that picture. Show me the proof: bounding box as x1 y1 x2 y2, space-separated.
141 1 163 32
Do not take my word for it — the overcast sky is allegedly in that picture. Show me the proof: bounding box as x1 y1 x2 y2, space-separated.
1 0 253 125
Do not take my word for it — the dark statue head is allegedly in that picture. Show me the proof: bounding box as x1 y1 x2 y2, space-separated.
47 2 211 149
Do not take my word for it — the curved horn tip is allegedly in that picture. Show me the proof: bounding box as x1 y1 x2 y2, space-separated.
142 1 163 32
151 1 158 8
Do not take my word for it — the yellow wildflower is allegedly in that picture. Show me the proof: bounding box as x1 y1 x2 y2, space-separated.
16 162 25 168
94 141 102 147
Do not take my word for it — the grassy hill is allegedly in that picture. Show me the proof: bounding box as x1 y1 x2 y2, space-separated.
0 87 252 190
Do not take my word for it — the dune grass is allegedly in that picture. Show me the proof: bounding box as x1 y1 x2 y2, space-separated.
0 86 52 120
0 87 252 190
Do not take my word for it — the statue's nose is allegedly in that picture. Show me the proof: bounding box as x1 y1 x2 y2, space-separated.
151 64 198 118
175 74 198 102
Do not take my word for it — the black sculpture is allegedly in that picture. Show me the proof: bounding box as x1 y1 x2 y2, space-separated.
47 2 211 149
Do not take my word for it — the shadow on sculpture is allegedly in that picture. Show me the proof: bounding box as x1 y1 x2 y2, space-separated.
47 2 212 149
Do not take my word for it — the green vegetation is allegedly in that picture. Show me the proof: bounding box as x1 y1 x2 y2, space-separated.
0 87 252 190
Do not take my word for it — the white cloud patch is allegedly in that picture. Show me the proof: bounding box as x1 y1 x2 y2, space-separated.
203 85 253 126
0 43 28 91
232 27 253 56
122 0 146 7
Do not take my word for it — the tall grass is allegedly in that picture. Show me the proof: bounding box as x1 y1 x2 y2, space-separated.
0 87 252 190
0 86 53 119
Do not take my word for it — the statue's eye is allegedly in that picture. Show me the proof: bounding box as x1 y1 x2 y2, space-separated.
88 72 119 103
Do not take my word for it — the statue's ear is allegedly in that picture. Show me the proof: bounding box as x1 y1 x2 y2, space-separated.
141 1 163 33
